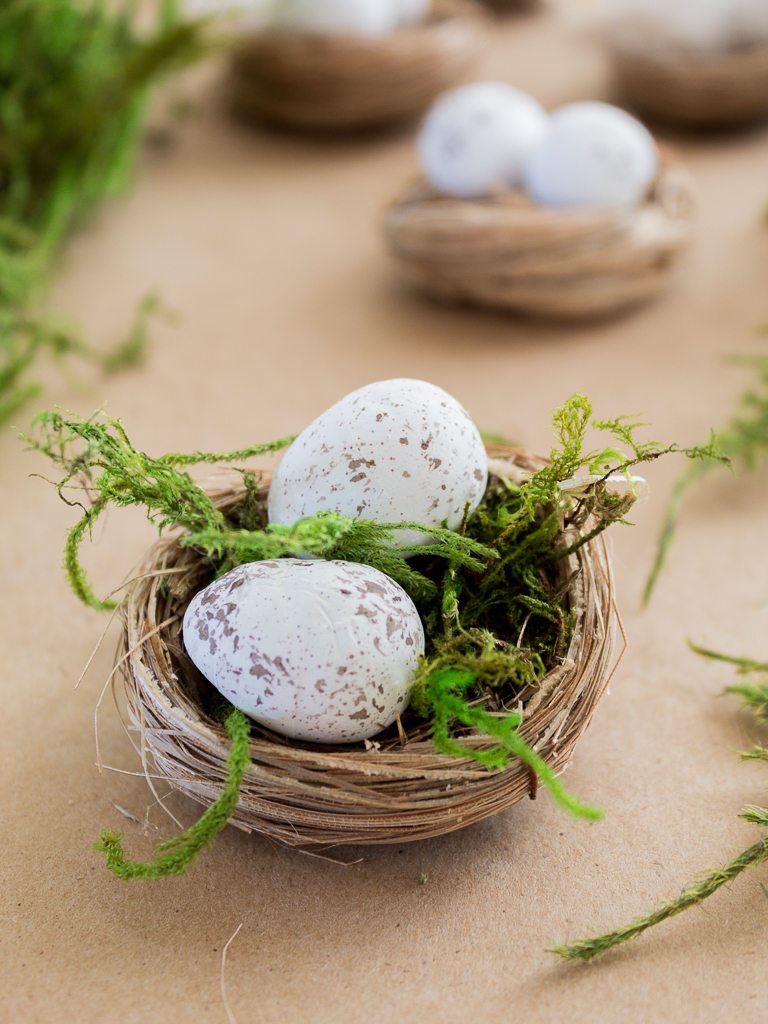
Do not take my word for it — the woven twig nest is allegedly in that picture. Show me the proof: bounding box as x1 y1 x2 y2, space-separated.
481 0 539 11
610 37 768 129
382 149 694 319
227 0 487 132
115 446 619 847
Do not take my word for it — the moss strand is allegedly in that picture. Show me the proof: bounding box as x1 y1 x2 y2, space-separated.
644 353 768 606
413 668 602 821
551 839 768 962
552 646 768 961
94 699 251 881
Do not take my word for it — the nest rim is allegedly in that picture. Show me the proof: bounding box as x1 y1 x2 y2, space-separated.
482 0 541 9
381 147 695 320
226 0 487 132
115 446 620 847
609 34 768 129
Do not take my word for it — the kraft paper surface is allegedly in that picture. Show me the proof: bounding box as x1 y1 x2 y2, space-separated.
2 7 767 1023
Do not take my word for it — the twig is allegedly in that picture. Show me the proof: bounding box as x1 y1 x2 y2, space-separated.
221 923 243 1024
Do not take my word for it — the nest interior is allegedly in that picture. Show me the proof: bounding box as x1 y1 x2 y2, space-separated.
382 150 695 319
610 38 768 129
115 448 618 847
227 0 487 131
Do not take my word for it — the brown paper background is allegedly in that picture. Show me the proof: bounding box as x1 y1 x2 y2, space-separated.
2 7 768 1022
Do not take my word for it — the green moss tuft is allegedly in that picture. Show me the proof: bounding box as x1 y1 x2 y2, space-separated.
0 0 215 429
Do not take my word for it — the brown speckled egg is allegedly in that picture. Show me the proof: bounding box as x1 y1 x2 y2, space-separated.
182 558 424 743
268 378 487 549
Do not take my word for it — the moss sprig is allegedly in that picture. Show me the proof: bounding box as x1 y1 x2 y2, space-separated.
94 696 251 880
551 838 768 963
644 352 768 605
413 667 602 821
0 0 215 428
23 408 296 608
552 646 768 962
28 395 714 876
0 296 161 429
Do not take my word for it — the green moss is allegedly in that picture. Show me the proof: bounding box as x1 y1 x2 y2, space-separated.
552 838 768 963
0 0 214 429
94 697 251 880
644 353 768 606
552 645 768 962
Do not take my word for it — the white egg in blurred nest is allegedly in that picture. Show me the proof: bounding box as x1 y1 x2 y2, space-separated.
270 0 400 36
523 101 658 210
183 558 424 743
268 378 488 549
608 0 768 52
417 81 550 199
393 0 432 26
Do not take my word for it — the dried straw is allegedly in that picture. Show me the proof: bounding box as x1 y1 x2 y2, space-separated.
382 150 694 319
227 0 487 131
610 38 768 129
115 448 620 846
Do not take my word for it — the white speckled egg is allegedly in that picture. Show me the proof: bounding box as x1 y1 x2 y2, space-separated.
417 81 550 199
183 559 424 743
522 101 658 210
270 0 399 36
267 378 488 549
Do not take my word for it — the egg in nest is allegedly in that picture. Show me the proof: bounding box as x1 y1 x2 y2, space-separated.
267 378 488 550
183 558 425 743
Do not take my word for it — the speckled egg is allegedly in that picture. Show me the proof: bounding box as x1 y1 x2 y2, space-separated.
267 378 488 549
417 81 550 199
522 101 658 210
183 558 424 743
270 0 399 36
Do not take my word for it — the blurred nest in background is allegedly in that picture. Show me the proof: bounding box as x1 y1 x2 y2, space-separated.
382 148 694 320
606 23 768 130
481 0 541 11
609 36 768 129
116 448 619 846
227 0 487 131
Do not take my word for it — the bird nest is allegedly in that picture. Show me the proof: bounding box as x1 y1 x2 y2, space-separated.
610 37 768 129
114 446 619 847
227 0 487 131
381 148 694 319
482 0 540 10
